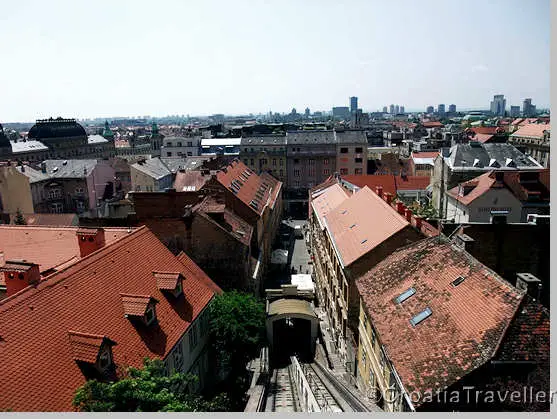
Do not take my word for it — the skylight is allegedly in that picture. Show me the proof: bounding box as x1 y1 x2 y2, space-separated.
410 308 432 327
361 239 368 244
350 224 357 229
451 276 465 287
341 210 347 214
395 287 416 304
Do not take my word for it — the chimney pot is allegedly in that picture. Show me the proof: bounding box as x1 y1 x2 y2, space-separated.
376 186 383 198
384 192 393 205
405 208 412 222
1 262 41 296
396 202 405 215
76 228 106 257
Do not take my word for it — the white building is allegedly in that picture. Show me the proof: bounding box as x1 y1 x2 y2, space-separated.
160 136 201 158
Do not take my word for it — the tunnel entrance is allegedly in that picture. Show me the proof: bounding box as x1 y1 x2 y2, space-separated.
266 298 319 366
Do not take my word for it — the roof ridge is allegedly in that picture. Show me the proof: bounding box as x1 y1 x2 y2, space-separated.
0 226 148 311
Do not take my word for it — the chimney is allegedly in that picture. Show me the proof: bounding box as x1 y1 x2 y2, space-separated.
375 186 383 198
405 208 412 222
515 273 542 301
414 216 423 229
396 202 405 215
384 192 393 205
76 228 106 257
455 233 475 252
40 162 47 173
0 261 41 296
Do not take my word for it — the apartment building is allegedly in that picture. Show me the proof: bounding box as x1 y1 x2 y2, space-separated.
509 124 550 168
334 130 368 176
240 135 287 183
355 237 549 412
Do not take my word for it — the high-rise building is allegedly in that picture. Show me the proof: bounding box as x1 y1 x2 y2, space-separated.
438 104 446 115
382 106 388 113
389 104 395 114
350 97 358 114
448 104 456 113
305 107 310 117
394 105 400 114
490 95 506 116
510 106 521 117
400 106 405 114
523 98 536 117
426 106 434 114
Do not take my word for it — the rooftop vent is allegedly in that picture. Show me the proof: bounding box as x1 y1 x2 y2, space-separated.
394 287 416 304
410 307 432 327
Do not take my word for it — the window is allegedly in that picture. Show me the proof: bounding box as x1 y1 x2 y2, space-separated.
250 159 254 165
395 287 416 304
309 159 315 166
166 142 172 147
340 168 348 175
173 280 183 297
308 168 315 176
98 348 111 370
189 323 198 349
145 305 156 326
279 159 284 166
167 152 172 157
187 141 193 147
323 169 330 175
279 169 284 177
50 202 63 213
75 187 84 194
76 201 85 212
380 350 386 374
294 181 300 188
355 157 363 163
244 159 249 165
294 169 301 177
340 147 348 153
324 158 329 165
361 349 367 369
173 342 184 372
273 158 277 166
355 147 363 153
187 152 193 156
410 307 432 327
355 168 363 175
452 276 465 286
371 325 376 347
48 189 62 199
294 159 300 164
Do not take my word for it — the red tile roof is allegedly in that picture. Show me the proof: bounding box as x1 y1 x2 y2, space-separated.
153 272 182 290
510 124 550 139
216 160 282 217
0 226 133 274
468 127 502 135
394 176 431 191
324 186 409 267
120 294 156 316
422 121 444 128
356 238 524 405
411 151 439 159
173 170 208 192
68 331 114 363
310 183 350 230
473 133 495 143
0 226 219 411
341 175 397 196
446 171 500 205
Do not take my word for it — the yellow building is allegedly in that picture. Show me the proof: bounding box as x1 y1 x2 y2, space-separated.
0 163 34 214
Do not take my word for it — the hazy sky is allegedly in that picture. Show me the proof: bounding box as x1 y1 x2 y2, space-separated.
1 0 550 122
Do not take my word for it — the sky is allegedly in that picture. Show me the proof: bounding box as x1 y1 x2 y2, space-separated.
0 0 550 122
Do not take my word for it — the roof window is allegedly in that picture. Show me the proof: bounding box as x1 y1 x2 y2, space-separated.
410 307 432 327
361 239 368 244
451 276 465 287
121 294 159 326
394 287 416 304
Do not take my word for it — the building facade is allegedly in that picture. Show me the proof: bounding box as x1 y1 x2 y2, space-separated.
130 157 173 192
509 124 550 168
160 135 201 158
240 135 287 183
0 162 34 214
335 130 368 177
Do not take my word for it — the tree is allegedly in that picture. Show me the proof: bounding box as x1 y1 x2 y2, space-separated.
208 291 265 376
13 208 26 225
73 358 229 412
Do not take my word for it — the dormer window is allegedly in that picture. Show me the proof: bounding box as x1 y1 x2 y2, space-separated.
68 331 116 378
121 294 159 326
153 271 184 298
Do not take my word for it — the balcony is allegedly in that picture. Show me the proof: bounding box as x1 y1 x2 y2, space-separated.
288 149 336 157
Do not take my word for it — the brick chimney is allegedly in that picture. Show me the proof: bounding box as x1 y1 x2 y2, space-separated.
384 192 393 205
0 261 41 296
414 216 423 229
396 202 405 215
375 186 383 198
76 228 106 257
405 208 412 222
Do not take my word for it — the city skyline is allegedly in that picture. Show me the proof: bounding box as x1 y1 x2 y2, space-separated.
1 0 549 122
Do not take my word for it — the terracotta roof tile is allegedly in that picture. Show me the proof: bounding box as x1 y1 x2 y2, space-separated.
510 124 550 139
68 331 113 364
473 133 495 143
216 160 281 216
0 226 134 274
356 238 524 405
394 176 431 191
8 213 78 226
324 186 409 267
173 170 208 192
153 272 182 290
0 226 219 411
120 294 156 316
340 175 397 196
310 183 350 230
411 151 440 159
